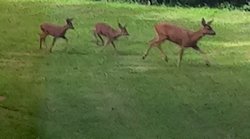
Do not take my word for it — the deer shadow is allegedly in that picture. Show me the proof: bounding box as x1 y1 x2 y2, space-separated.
67 51 88 56
66 47 89 55
116 50 142 56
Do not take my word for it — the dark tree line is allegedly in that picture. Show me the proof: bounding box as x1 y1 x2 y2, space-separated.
118 0 249 7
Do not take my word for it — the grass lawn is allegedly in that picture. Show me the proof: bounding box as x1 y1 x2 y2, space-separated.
1 0 250 138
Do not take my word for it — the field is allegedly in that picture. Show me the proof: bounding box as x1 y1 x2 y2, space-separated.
1 0 250 138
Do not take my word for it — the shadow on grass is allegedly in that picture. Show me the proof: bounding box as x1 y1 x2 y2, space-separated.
116 50 142 56
67 49 89 55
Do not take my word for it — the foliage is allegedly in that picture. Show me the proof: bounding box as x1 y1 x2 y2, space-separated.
108 0 248 7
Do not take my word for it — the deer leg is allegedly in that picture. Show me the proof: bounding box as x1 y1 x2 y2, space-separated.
44 35 48 48
143 35 166 60
142 37 157 59
142 46 152 60
192 46 210 66
177 48 184 67
157 46 168 62
150 33 166 46
104 39 111 46
62 36 68 43
97 34 104 46
62 36 69 52
101 39 111 52
93 31 100 45
142 39 154 59
39 37 43 49
111 41 117 52
50 37 57 53
39 32 48 49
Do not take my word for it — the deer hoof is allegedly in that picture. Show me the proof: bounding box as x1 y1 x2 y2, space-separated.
205 61 211 67
177 63 181 67
164 57 168 62
142 56 146 60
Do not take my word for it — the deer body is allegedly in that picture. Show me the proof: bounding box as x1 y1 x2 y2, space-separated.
143 18 216 67
39 18 74 52
93 22 129 51
40 24 68 37
95 23 121 39
155 23 203 47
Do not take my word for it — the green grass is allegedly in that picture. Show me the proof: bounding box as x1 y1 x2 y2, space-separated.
1 0 250 138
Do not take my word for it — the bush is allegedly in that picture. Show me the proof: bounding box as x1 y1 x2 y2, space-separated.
243 2 250 11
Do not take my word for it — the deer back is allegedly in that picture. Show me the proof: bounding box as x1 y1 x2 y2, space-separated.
40 23 68 37
95 23 120 38
155 23 195 46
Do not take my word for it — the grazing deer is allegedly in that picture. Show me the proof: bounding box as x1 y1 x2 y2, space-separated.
93 22 129 51
39 18 74 52
142 18 216 67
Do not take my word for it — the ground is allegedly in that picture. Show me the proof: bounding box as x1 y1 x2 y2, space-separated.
0 0 250 138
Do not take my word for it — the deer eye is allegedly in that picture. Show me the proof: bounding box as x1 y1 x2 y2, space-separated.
206 26 212 30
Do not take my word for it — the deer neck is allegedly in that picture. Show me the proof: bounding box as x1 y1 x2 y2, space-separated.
113 29 122 39
190 29 204 43
62 25 70 35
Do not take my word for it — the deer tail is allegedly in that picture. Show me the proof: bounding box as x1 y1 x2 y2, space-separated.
148 37 156 45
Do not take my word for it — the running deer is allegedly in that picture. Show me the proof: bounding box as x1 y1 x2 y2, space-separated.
39 18 74 52
142 18 216 67
93 22 129 51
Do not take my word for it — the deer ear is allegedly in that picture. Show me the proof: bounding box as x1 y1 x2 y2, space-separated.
201 18 206 26
66 18 73 22
118 23 122 28
207 19 213 25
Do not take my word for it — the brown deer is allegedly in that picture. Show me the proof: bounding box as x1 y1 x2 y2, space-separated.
142 18 216 67
93 22 129 51
39 18 74 52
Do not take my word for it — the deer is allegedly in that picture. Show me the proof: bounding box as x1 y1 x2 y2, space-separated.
142 18 216 67
93 22 129 51
39 18 74 53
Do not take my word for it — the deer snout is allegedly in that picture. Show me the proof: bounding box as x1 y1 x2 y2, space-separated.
207 30 216 36
211 31 216 35
124 32 129 36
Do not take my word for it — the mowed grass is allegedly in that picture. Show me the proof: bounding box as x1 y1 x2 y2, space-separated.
1 0 250 138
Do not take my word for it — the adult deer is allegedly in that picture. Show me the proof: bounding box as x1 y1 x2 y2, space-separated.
93 22 129 51
142 18 216 67
39 18 74 53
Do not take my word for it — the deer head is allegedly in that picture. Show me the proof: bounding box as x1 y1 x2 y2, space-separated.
66 18 74 30
201 18 216 36
118 23 129 36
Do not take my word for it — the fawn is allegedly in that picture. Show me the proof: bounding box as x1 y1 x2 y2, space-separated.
93 22 129 51
39 18 74 52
